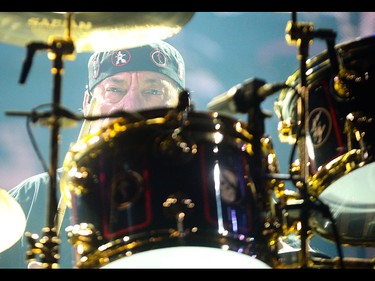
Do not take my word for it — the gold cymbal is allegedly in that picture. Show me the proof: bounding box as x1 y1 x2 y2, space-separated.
0 188 26 253
0 12 195 52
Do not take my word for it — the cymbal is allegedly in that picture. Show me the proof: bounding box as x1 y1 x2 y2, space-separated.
0 188 26 253
0 12 195 53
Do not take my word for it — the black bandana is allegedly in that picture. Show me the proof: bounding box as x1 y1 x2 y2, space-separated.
87 41 185 92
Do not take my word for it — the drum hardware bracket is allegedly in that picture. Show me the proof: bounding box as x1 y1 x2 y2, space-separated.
310 255 375 269
284 196 331 219
6 105 80 129
282 196 346 269
263 172 301 182
25 227 61 268
177 90 192 112
163 192 195 235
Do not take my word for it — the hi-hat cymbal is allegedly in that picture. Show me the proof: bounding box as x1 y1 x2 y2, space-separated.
0 12 195 53
0 188 26 253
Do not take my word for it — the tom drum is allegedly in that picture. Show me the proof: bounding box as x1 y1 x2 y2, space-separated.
274 35 375 246
60 107 281 268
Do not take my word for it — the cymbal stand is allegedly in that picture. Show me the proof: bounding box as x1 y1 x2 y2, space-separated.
285 12 338 268
15 13 76 268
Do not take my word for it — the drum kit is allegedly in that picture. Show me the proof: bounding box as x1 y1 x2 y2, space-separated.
1 12 375 269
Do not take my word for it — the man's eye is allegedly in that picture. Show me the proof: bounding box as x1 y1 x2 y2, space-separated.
107 87 127 94
143 89 163 95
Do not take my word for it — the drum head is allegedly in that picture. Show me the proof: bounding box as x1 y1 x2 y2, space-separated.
310 162 375 245
101 246 271 268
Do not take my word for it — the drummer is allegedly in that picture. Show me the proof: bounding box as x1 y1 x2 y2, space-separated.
0 40 186 268
80 41 186 138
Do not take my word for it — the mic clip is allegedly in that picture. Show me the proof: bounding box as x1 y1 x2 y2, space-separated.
234 78 266 113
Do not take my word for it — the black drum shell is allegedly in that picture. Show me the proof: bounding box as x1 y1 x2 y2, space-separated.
61 108 276 268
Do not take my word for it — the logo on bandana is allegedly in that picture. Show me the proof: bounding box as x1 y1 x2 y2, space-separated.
111 50 131 66
150 49 168 67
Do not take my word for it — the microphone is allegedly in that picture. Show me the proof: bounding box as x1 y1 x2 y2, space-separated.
207 78 286 114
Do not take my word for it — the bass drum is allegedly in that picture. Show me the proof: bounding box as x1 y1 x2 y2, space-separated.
60 108 281 268
274 35 375 246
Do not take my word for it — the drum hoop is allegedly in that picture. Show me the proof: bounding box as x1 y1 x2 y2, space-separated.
282 35 375 92
308 148 368 197
67 109 253 164
74 230 265 268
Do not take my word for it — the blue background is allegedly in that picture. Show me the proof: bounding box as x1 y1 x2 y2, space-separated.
1 12 374 262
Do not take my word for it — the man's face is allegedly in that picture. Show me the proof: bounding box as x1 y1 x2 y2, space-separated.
85 71 180 134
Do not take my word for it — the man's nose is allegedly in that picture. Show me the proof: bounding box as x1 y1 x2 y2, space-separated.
118 83 143 110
